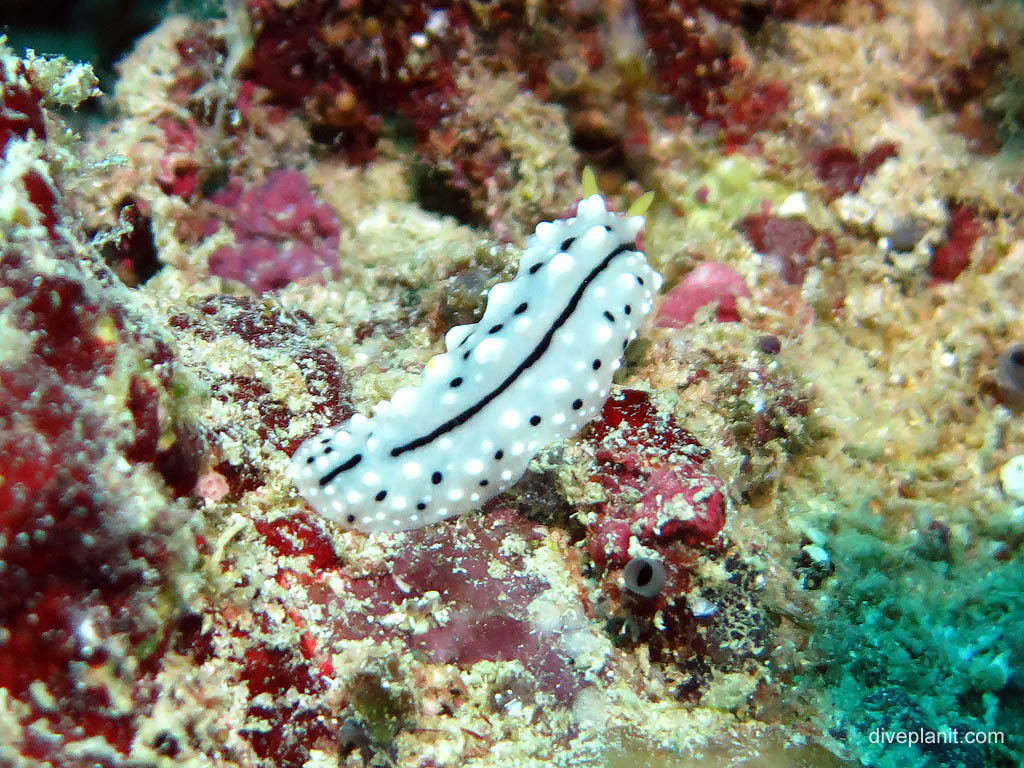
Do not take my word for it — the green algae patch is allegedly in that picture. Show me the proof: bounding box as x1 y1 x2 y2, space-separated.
350 668 414 747
802 508 1023 768
645 155 796 286
689 156 791 227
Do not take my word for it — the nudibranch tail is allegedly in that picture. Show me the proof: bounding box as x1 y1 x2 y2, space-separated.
291 192 663 532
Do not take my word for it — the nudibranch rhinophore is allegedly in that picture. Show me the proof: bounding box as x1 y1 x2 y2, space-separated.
291 186 662 531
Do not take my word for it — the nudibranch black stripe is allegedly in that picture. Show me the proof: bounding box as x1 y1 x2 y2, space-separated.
291 194 662 532
318 452 361 486
390 240 637 459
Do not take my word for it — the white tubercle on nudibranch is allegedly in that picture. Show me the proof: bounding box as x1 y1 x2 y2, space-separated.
291 192 662 532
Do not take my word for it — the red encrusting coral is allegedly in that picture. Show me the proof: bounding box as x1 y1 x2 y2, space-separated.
239 644 339 766
393 509 587 701
585 390 727 569
0 57 206 761
737 210 837 285
1 60 59 236
255 513 342 571
933 45 1008 154
719 79 791 152
929 203 984 282
0 59 47 151
633 0 736 119
810 142 898 199
243 1 466 163
167 294 352 499
0 251 201 763
581 392 778 707
317 512 582 690
198 508 592 764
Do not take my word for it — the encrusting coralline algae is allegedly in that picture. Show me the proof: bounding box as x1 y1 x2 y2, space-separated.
2 0 1024 765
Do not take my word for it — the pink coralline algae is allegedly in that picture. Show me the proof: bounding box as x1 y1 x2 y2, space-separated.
585 390 727 570
657 261 751 328
206 170 341 293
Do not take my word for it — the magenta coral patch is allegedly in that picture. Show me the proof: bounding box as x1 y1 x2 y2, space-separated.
585 390 726 568
657 261 751 327
207 170 341 293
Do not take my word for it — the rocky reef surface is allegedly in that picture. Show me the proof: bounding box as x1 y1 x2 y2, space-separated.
1 1 1023 766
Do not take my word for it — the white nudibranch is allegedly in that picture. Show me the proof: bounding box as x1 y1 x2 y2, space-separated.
291 192 662 531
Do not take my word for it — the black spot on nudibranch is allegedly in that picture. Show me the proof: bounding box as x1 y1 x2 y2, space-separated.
592 359 601 370
572 398 583 410
561 237 576 251
306 456 315 464
432 471 443 484
636 276 645 286
514 302 528 314
463 349 472 360
489 324 503 334
603 311 615 323
346 514 356 523
479 479 489 487
529 262 544 274
624 304 632 315
450 377 463 387
324 447 333 454
416 502 427 510
375 490 387 502
495 450 504 460
529 415 541 426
